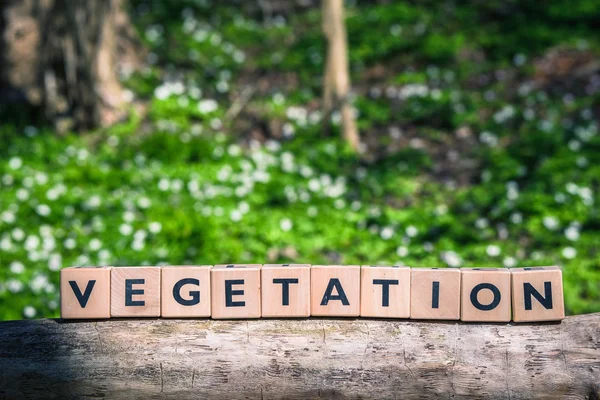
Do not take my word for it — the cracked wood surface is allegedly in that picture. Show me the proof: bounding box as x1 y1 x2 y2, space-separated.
0 314 599 399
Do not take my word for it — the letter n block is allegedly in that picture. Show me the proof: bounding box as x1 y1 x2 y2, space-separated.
211 264 261 319
360 265 410 318
111 267 161 317
511 266 565 322
161 266 212 318
60 266 111 319
261 264 310 317
461 268 511 322
311 265 360 317
410 268 461 320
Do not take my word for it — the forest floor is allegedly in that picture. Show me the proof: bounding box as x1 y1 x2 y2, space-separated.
0 0 599 319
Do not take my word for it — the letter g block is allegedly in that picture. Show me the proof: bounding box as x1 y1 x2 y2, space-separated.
161 266 212 318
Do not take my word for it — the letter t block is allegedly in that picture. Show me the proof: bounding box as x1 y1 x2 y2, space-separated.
360 265 410 318
211 264 261 319
261 264 310 317
511 266 564 322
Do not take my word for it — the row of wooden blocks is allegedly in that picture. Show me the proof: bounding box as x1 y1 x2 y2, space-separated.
60 264 565 322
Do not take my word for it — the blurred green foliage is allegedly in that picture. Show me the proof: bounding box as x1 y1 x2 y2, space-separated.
0 0 599 320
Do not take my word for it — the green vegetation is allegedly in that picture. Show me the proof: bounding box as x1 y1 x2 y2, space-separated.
1 0 599 320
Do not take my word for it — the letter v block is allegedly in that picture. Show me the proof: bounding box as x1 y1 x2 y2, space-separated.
511 266 565 322
461 268 511 322
360 265 410 318
261 264 310 317
60 266 111 319
311 265 360 317
211 264 261 319
111 267 161 317
161 266 212 318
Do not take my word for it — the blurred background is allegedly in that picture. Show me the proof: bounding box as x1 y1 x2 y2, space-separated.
0 0 598 320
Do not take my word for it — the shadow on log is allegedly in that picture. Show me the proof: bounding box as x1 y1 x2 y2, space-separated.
0 314 599 399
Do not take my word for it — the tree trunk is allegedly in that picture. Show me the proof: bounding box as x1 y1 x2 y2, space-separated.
0 0 141 132
1 315 599 399
322 0 360 152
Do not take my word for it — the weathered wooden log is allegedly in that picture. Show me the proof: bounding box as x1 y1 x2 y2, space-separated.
0 315 599 399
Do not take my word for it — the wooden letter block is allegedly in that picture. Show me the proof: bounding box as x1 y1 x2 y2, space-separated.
511 266 565 322
360 265 410 318
161 266 212 318
261 264 310 318
311 265 360 317
410 268 461 320
211 264 261 319
60 266 111 319
111 267 161 317
461 268 511 322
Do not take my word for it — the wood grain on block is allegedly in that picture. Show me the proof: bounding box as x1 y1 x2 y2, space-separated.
110 267 161 317
261 264 310 317
211 264 261 319
360 265 410 318
60 266 111 319
511 266 565 322
311 265 360 317
410 268 461 320
161 266 211 318
461 268 511 322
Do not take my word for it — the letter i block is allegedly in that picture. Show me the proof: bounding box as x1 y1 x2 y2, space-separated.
511 266 565 322
410 268 461 320
461 268 511 322
60 266 111 319
161 266 212 318
211 264 261 319
360 265 410 318
311 265 360 317
111 267 161 317
261 264 310 318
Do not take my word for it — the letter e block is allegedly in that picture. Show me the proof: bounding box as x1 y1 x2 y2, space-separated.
360 265 410 318
161 266 212 318
60 266 111 319
262 264 310 317
461 268 511 322
511 266 564 322
311 265 360 317
211 264 261 319
111 267 161 317
410 268 461 320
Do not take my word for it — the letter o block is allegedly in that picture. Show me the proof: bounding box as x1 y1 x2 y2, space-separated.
461 268 511 322
511 266 564 322
60 266 111 319
161 266 212 318
311 265 360 317
261 264 310 317
111 267 161 317
360 265 410 318
211 264 261 319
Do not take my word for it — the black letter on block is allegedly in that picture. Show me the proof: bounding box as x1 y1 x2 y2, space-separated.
372 279 399 307
320 278 350 306
432 281 440 309
273 278 299 306
225 279 245 307
125 279 145 306
470 283 501 311
69 280 96 308
173 278 200 306
524 282 553 310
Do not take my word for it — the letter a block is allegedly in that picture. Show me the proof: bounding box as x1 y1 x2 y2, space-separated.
461 268 511 322
410 268 461 320
211 264 261 319
511 266 565 322
360 265 410 318
261 264 310 317
161 266 212 318
311 265 360 317
60 266 111 319
111 267 161 317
